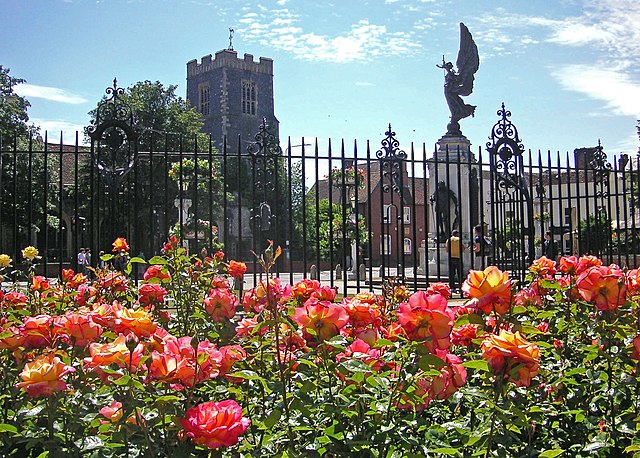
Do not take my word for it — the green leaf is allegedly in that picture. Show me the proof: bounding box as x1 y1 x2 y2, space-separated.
35 453 49 458
625 445 640 452
538 449 565 457
0 423 18 433
113 375 132 386
461 360 489 372
228 370 261 380
339 359 373 373
418 353 446 369
263 408 281 429
100 254 114 261
128 256 146 264
148 256 167 264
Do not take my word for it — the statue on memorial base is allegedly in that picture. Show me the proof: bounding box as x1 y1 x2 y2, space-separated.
437 23 480 136
432 181 459 242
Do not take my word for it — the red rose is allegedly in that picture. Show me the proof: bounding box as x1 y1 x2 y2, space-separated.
179 400 250 450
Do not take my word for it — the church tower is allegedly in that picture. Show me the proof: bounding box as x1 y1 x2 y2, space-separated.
186 49 279 151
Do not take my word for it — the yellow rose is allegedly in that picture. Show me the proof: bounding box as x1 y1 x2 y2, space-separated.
22 246 39 261
0 254 12 268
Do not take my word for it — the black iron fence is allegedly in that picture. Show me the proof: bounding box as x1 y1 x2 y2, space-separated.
1 101 639 295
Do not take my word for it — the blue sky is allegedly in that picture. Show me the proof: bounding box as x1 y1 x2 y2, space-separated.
2 0 639 158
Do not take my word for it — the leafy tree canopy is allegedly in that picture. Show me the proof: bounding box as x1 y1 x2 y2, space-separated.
88 80 205 150
0 65 37 141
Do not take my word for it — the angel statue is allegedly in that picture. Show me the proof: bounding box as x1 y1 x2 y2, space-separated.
437 23 480 136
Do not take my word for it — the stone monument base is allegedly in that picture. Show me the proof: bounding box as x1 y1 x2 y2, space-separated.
435 134 473 162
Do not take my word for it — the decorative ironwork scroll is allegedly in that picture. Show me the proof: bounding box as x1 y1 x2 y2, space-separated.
486 103 534 277
590 139 611 199
87 78 139 193
376 123 406 194
486 103 525 190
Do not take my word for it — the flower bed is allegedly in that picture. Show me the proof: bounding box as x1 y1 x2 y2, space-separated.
0 242 639 457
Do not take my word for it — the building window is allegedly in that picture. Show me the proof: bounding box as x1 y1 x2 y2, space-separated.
199 84 210 116
403 207 411 224
403 238 412 254
381 234 391 255
565 207 575 225
242 81 257 115
383 205 391 224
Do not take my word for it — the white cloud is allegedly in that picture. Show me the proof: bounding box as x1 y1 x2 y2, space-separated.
31 119 89 144
477 1 640 116
237 11 420 63
355 81 375 87
15 84 88 105
551 65 640 117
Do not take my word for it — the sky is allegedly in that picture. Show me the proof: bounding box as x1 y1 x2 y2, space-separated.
2 0 640 160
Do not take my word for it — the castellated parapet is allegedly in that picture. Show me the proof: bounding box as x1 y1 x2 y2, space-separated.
187 50 274 78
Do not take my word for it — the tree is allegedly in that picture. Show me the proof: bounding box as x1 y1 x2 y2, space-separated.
0 67 55 262
300 198 369 262
0 66 37 140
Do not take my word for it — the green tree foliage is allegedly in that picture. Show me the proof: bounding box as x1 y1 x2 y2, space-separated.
88 80 205 151
0 67 57 261
0 66 36 140
301 198 369 262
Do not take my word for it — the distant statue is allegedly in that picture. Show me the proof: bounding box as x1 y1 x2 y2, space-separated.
432 181 459 241
437 23 480 136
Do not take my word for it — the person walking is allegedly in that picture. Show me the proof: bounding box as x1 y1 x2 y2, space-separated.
446 230 465 291
542 230 560 263
77 248 85 272
83 248 92 278
473 225 484 270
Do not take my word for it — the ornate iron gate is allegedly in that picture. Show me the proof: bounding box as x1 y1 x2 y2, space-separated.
486 103 535 281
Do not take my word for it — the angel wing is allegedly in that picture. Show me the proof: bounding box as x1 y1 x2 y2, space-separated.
455 23 479 97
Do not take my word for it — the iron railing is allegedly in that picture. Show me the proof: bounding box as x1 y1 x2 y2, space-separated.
1 115 639 296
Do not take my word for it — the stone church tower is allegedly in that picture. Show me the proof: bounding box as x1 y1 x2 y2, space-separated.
186 49 279 151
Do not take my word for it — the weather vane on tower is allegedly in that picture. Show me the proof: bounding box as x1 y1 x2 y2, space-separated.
228 28 235 51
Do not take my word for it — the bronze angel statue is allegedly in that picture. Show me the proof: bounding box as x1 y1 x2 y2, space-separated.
437 23 480 136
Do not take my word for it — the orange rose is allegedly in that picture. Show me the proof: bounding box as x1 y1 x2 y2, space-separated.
85 334 144 371
100 401 124 423
462 266 512 315
203 288 239 322
529 256 556 277
143 264 171 282
227 260 247 279
16 353 75 397
292 300 349 343
577 265 626 311
481 330 540 387
179 400 250 450
114 306 158 338
558 255 579 275
54 312 102 347
30 276 51 292
112 237 130 253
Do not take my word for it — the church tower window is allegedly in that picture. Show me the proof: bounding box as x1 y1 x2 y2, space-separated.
242 80 257 115
199 84 210 116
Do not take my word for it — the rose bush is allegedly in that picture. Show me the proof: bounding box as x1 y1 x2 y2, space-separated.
0 241 638 457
